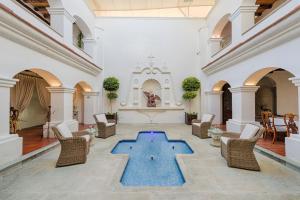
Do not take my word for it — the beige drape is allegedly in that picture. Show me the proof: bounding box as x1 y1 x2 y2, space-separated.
35 78 50 110
15 74 35 112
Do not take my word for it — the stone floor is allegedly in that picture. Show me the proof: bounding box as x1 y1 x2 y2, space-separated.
1 124 300 200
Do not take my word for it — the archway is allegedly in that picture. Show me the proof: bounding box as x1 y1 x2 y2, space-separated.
73 15 93 50
212 80 232 124
10 69 61 155
244 67 298 152
73 81 93 125
222 83 232 124
212 14 232 49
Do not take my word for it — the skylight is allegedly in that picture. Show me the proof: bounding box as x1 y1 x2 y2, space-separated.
85 0 215 18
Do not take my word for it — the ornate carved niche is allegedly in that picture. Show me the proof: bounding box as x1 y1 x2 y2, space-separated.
120 66 181 109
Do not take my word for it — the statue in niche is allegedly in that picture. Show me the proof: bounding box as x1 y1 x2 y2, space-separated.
143 91 161 107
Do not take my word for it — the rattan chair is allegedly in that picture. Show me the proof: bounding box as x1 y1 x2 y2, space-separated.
93 114 116 138
220 123 265 171
192 114 215 139
52 122 91 167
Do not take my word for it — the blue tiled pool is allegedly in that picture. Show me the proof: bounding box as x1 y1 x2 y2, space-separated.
111 131 193 186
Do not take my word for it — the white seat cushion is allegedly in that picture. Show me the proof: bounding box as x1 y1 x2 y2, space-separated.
202 114 213 122
221 137 230 144
272 117 285 126
81 135 90 142
56 123 73 138
96 114 108 124
240 124 259 139
106 123 115 127
192 123 201 127
275 125 287 132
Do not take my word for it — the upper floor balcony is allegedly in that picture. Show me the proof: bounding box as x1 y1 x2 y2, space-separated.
0 0 101 73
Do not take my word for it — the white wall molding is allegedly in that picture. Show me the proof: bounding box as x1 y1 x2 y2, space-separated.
0 77 18 88
0 8 102 76
82 91 100 96
47 8 75 24
202 9 300 75
289 77 300 87
205 91 223 95
47 87 75 93
229 86 259 93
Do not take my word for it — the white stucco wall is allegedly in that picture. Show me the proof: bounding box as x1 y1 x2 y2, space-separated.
96 17 205 117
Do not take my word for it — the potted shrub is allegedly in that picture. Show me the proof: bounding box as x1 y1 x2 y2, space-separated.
103 77 119 122
182 77 201 125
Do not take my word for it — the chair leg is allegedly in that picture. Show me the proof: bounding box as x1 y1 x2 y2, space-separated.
272 132 276 144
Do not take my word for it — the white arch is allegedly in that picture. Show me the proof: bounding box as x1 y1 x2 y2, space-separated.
212 80 231 91
74 81 93 92
73 15 93 39
13 68 62 87
244 67 297 86
212 14 231 38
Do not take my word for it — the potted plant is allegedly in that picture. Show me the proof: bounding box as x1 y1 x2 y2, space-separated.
182 77 201 125
103 77 119 122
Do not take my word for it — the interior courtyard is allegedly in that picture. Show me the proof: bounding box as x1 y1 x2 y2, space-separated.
1 0 300 199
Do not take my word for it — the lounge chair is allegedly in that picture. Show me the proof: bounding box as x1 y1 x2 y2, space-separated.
93 114 116 138
52 122 91 167
220 123 265 171
192 114 215 139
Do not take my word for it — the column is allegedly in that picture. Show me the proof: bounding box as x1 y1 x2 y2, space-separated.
230 4 258 44
82 92 100 124
205 91 223 124
47 8 75 46
44 87 78 138
286 77 300 163
289 77 300 125
83 38 96 58
227 86 259 132
209 38 223 55
0 77 22 167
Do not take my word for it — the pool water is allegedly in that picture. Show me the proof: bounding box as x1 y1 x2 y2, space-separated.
111 131 193 186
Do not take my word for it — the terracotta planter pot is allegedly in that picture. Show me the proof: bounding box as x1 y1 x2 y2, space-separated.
185 112 197 125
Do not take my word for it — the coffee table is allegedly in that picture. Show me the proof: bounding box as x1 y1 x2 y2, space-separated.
208 128 224 147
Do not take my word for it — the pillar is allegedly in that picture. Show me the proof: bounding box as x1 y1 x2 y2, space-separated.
205 91 223 124
0 77 22 168
47 8 75 46
43 87 78 138
227 86 259 132
286 77 300 163
82 92 100 124
289 77 300 125
209 38 223 55
230 3 258 44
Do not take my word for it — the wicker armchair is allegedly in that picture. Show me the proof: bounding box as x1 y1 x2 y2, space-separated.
192 114 215 139
52 122 91 167
93 114 116 138
220 123 265 171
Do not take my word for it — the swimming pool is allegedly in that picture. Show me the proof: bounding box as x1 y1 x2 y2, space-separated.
111 131 193 186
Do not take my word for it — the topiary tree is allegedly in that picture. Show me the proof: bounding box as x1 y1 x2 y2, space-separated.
103 77 119 113
182 77 200 92
182 77 200 113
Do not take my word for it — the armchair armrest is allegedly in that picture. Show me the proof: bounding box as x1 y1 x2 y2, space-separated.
108 119 116 124
227 138 257 150
72 130 90 137
60 137 87 151
192 119 201 124
222 132 240 138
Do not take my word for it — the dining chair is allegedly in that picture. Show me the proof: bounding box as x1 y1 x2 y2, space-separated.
284 113 298 137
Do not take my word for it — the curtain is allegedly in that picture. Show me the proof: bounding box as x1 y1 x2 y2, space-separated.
35 78 50 110
15 74 35 112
